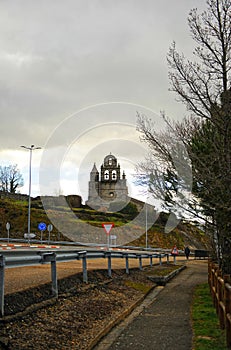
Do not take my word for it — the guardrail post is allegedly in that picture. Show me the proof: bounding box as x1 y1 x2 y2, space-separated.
159 255 162 265
75 251 88 283
108 254 112 277
82 254 88 283
0 255 5 317
150 256 153 267
77 251 88 283
125 255 129 274
51 254 58 298
167 254 169 264
139 256 142 270
41 252 58 298
105 252 112 277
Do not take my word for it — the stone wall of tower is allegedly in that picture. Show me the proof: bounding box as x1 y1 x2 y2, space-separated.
87 180 99 203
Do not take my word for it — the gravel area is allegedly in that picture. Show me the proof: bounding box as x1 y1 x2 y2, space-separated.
0 267 158 350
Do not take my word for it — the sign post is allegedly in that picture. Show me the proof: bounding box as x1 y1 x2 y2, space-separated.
38 222 47 242
47 224 53 244
110 234 117 247
102 223 114 250
6 222 10 243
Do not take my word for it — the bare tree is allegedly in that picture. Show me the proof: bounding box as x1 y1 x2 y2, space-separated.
136 113 202 221
137 0 231 273
0 164 24 193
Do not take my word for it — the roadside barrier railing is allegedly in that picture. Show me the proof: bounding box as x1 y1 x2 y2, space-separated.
208 260 231 348
0 249 172 317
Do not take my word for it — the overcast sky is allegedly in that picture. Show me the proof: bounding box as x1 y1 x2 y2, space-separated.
0 0 206 202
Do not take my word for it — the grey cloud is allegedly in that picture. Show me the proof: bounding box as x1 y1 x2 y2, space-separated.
0 0 205 152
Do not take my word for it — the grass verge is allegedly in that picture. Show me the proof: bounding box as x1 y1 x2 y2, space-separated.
144 264 181 277
124 281 151 293
192 283 226 350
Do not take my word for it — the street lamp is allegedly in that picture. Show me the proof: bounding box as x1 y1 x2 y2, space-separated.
21 145 41 235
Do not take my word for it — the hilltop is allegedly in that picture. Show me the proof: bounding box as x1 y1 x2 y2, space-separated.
0 195 211 250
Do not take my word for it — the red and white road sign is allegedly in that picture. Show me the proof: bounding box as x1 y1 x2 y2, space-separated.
102 222 114 235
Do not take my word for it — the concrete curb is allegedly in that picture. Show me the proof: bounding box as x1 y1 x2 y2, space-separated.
147 265 186 285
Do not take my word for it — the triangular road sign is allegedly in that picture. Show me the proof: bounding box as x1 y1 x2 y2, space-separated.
102 222 114 235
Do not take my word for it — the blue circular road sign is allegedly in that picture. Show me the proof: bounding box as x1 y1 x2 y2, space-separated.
38 222 47 231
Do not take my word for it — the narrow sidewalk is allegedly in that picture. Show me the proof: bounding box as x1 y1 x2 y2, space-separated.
94 260 208 350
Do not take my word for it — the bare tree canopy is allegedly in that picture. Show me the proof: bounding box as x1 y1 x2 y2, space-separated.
168 0 231 119
0 164 24 193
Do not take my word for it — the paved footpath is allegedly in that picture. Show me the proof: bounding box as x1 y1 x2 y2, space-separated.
94 260 208 350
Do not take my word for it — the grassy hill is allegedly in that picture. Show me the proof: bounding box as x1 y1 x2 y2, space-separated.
0 196 211 250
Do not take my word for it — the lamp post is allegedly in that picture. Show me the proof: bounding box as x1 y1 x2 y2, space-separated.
145 202 148 249
21 145 41 236
145 201 156 250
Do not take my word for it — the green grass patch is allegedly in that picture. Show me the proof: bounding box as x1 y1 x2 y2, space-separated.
144 264 181 277
192 283 226 350
125 281 151 293
83 219 127 227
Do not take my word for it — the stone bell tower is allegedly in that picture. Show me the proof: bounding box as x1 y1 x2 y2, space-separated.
86 153 128 208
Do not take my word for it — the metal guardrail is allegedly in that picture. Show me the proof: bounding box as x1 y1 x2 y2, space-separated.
0 248 171 317
194 249 210 259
